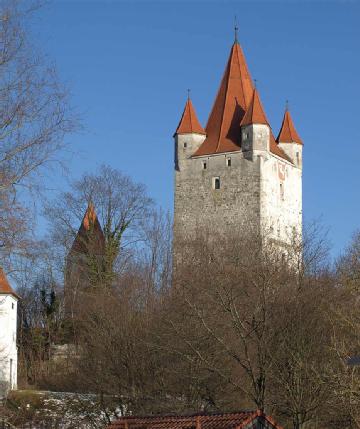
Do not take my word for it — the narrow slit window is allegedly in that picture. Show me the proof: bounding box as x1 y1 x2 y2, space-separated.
183 142 187 148
227 158 231 167
280 182 284 200
296 152 299 164
213 177 221 190
203 162 207 170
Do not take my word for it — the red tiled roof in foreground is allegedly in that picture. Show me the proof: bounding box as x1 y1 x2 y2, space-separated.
175 98 206 136
276 109 303 145
0 267 19 299
194 42 254 156
240 88 269 127
108 410 283 429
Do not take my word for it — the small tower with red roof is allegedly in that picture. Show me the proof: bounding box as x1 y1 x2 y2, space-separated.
0 268 19 396
173 31 303 254
240 88 271 156
174 95 206 170
64 202 106 320
277 106 303 168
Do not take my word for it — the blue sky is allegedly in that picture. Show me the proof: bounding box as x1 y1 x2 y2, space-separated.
34 0 360 258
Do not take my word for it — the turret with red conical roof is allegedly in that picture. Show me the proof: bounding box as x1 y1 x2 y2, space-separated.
174 93 206 169
240 88 271 155
175 96 206 137
277 105 303 167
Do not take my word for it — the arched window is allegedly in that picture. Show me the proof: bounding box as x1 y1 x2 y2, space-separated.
213 177 220 190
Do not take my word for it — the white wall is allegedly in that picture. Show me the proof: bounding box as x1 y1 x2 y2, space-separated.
260 152 302 247
0 294 18 396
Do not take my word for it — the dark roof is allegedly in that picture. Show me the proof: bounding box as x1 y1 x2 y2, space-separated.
108 410 283 429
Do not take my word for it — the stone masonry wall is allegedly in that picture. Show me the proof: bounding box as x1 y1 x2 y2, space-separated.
174 146 262 251
173 135 302 262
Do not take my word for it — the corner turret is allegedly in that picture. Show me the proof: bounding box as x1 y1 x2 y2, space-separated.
240 88 270 157
276 108 303 168
174 96 206 170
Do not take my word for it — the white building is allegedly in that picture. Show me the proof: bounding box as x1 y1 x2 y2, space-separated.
173 32 303 257
0 268 19 397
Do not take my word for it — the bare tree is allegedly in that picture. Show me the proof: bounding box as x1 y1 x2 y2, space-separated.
0 1 77 268
169 230 295 411
45 165 155 280
267 281 337 429
325 233 360 428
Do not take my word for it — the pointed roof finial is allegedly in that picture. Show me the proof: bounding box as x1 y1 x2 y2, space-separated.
234 15 239 44
187 88 191 100
254 78 258 89
285 99 289 111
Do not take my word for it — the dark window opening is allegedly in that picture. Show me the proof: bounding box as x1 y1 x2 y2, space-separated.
203 162 207 169
183 142 187 148
214 177 220 190
227 158 231 167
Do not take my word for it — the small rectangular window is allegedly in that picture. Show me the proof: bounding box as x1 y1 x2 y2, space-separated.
296 152 299 164
183 142 187 148
12 303 14 309
213 177 220 190
203 162 207 170
227 158 231 167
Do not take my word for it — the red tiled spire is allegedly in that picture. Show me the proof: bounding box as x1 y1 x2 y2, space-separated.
175 98 206 136
194 41 254 156
83 201 97 230
240 88 269 126
240 89 291 162
276 109 303 145
71 202 105 254
0 268 19 299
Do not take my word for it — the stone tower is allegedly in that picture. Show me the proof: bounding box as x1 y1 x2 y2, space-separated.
0 268 19 397
64 202 106 319
173 36 303 256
